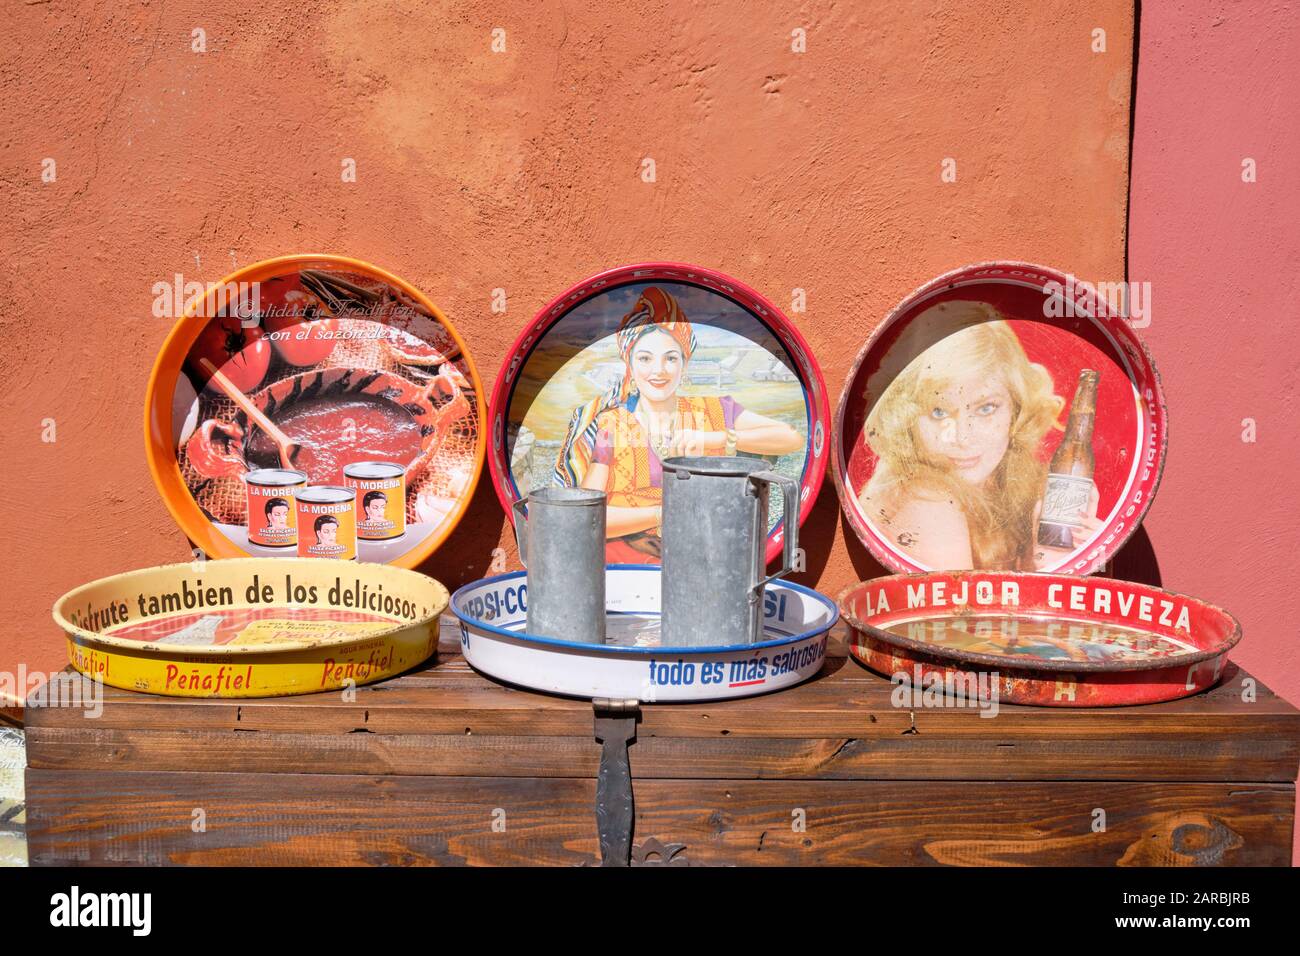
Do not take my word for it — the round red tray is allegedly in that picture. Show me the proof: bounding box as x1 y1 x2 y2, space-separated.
487 262 830 565
832 261 1167 576
839 571 1241 706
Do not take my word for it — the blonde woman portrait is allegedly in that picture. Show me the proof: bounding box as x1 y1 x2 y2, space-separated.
857 301 1102 571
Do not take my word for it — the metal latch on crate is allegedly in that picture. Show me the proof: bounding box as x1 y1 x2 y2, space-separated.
592 697 639 867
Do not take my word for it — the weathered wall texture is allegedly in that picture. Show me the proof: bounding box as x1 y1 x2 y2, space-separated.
0 3 1132 683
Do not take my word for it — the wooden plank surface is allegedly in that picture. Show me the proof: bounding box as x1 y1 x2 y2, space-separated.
23 628 1300 783
25 769 1293 867
25 630 1300 739
24 725 1300 783
25 626 1299 867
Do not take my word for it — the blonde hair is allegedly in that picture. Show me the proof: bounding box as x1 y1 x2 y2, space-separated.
863 303 1063 569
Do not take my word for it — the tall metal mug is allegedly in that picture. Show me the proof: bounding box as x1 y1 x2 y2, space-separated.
512 487 607 644
659 457 799 647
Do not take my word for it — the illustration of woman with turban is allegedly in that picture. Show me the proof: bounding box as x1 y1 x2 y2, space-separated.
554 286 803 560
857 301 1102 571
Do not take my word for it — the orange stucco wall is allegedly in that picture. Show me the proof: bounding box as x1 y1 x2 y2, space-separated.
0 2 1132 683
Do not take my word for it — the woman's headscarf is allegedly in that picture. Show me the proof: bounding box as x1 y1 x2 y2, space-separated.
553 286 696 486
613 286 697 401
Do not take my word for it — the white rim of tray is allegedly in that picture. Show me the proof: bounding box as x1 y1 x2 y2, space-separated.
450 564 839 654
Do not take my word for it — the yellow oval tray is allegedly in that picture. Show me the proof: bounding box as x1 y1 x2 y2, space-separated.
52 559 448 698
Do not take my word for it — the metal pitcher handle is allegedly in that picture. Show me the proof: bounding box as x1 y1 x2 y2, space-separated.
511 497 529 568
748 470 798 592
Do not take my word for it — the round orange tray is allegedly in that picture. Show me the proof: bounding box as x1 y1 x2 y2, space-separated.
144 254 486 569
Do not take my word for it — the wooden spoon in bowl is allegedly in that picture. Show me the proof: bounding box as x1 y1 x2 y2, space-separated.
198 358 303 471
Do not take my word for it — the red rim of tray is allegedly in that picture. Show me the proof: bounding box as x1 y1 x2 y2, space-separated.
832 261 1168 576
839 572 1242 706
487 262 830 565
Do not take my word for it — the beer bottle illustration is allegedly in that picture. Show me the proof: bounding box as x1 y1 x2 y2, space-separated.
1037 369 1099 550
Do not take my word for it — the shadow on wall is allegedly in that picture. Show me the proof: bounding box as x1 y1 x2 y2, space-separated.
786 481 845 587
416 472 510 589
1111 525 1162 588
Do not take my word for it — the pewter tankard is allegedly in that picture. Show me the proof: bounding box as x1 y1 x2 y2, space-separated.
659 457 798 647
512 487 607 644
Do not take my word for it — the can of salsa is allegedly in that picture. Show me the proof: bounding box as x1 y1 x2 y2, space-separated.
343 461 407 541
243 469 308 549
295 486 358 560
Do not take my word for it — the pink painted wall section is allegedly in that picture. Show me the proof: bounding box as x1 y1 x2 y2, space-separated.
0 1 1132 689
1127 2 1300 859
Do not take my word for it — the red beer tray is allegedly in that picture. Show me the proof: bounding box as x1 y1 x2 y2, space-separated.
826 262 1249 707
833 261 1166 576
839 572 1242 707
487 262 829 565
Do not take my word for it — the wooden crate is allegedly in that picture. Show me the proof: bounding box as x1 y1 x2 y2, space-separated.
23 626 1300 866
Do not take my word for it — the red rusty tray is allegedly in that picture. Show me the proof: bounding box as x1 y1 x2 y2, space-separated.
832 261 1166 576
487 262 829 565
839 572 1241 706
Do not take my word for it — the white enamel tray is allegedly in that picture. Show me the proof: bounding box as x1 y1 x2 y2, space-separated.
450 565 838 702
